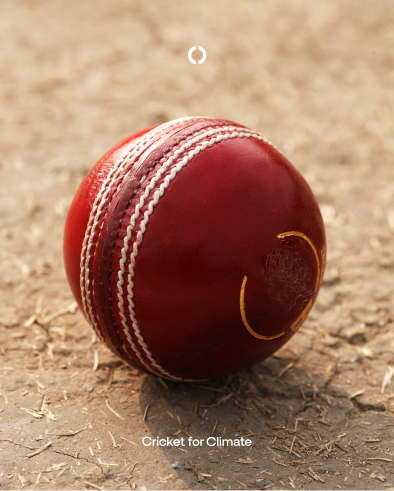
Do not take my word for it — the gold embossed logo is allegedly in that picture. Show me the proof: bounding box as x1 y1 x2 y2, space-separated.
240 232 325 339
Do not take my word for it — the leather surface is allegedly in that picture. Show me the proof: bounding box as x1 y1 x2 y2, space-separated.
63 117 326 379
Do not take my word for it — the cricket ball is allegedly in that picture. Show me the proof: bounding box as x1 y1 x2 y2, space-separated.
64 117 326 381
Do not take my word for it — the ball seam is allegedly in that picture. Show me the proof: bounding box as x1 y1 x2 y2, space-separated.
79 117 205 363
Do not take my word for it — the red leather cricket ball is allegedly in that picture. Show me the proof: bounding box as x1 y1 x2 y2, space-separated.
64 117 326 381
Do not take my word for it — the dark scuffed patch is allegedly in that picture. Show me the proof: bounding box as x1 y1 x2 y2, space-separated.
265 245 314 313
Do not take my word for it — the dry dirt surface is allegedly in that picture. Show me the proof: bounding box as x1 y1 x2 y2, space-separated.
1 1 394 489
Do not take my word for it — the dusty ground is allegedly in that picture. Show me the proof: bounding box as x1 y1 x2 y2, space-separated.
1 0 394 489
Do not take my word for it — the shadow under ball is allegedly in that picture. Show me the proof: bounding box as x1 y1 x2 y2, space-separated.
63 117 326 381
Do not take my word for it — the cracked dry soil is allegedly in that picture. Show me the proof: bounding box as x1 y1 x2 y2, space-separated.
1 0 394 489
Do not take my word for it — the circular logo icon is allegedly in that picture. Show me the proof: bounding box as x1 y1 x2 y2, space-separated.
188 46 207 65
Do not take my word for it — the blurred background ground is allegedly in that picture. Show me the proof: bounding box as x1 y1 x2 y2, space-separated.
0 0 394 489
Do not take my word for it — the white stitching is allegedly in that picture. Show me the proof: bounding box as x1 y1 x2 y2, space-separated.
80 117 198 327
79 117 206 353
82 121 229 370
117 129 266 380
